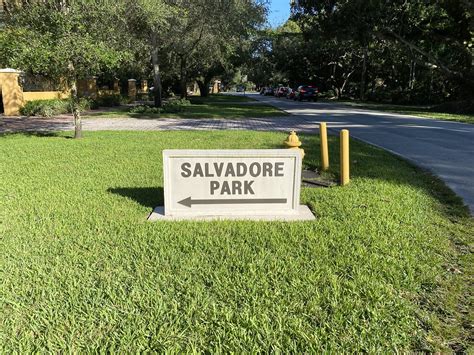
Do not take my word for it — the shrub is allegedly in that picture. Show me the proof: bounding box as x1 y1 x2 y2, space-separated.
97 95 122 107
319 90 336 99
128 99 191 115
20 98 96 117
92 94 122 108
20 99 70 117
129 105 161 115
163 98 191 113
137 93 150 101
77 98 92 112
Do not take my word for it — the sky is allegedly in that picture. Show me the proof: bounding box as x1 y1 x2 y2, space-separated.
267 0 291 28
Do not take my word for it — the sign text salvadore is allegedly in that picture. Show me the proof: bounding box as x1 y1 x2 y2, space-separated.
180 161 285 196
163 150 302 217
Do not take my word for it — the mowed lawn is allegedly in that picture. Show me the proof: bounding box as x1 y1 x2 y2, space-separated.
0 131 472 352
189 94 257 103
85 94 286 119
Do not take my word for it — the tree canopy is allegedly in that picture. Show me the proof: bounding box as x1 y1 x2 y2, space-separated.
1 0 132 137
1 0 471 126
0 0 267 136
246 0 473 105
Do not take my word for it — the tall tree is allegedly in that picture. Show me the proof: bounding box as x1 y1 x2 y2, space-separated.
124 0 174 107
184 0 267 97
2 0 130 138
293 0 473 102
163 1 216 98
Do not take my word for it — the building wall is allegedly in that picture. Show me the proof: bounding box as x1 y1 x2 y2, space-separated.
0 71 24 116
23 91 69 101
0 70 70 116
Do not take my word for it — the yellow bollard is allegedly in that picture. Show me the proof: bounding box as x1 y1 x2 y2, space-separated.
319 122 329 171
340 129 350 186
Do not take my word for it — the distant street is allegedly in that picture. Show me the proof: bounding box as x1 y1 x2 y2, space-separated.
251 93 474 214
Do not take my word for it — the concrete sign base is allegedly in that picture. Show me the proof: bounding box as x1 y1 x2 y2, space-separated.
148 205 316 222
154 149 316 221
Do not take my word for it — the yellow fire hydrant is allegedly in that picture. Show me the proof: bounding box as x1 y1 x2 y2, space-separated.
284 131 305 159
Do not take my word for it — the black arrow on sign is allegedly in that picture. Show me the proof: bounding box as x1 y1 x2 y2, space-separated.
178 197 288 208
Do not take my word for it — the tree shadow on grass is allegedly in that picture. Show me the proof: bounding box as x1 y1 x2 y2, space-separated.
0 117 73 136
0 131 72 139
108 187 164 209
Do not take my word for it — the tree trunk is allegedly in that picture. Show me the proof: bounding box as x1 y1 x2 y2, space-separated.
151 33 162 108
71 79 82 139
331 63 338 97
180 56 187 99
340 70 355 98
197 80 209 97
360 45 368 101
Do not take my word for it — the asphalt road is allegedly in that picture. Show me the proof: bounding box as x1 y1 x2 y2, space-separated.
251 93 474 214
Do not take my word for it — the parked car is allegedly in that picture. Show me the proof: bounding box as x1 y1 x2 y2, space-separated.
275 87 289 98
259 87 266 95
263 87 275 96
286 88 296 100
294 85 318 101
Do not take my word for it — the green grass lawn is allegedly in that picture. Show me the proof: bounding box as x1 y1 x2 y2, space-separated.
85 94 284 119
335 101 474 124
0 131 472 352
189 93 256 104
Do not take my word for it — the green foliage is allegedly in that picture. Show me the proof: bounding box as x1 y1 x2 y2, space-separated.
163 98 191 112
91 95 123 109
287 0 474 103
154 0 267 97
0 131 471 351
3 1 130 81
129 99 191 115
1 0 134 136
19 95 127 117
129 105 162 115
248 1 473 103
19 98 91 117
2 0 266 107
20 99 69 117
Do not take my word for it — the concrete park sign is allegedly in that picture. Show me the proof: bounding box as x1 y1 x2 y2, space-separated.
148 150 315 221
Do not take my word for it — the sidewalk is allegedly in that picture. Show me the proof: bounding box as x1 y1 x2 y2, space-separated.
0 116 317 133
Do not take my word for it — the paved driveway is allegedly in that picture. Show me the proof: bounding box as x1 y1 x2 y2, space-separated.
251 93 474 214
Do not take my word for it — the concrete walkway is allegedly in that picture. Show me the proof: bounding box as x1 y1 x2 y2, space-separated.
1 95 473 213
0 115 316 133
